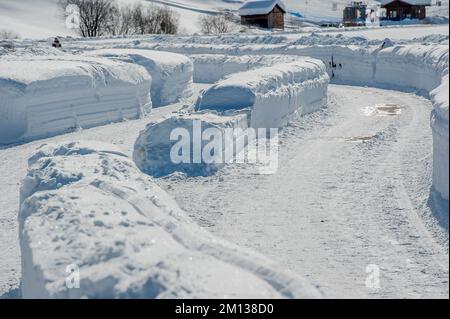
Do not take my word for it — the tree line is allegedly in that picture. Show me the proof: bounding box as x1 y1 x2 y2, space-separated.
60 0 238 38
60 0 179 37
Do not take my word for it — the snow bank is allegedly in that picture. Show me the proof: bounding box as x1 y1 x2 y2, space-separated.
431 75 449 201
0 55 151 145
190 54 265 83
86 49 193 107
374 45 449 92
287 44 449 93
133 57 328 177
19 140 321 298
195 58 329 129
190 54 301 83
134 112 249 177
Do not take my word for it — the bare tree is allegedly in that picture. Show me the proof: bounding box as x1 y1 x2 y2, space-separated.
60 0 117 37
0 29 20 40
155 6 178 34
199 14 235 34
105 4 134 36
130 4 179 35
60 0 179 37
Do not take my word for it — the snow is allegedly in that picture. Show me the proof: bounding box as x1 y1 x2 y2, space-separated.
19 140 321 298
195 58 329 128
0 21 448 299
0 55 151 145
133 56 328 178
162 84 449 298
238 0 286 16
0 0 76 39
1 0 448 40
134 112 250 176
86 49 194 107
190 54 304 83
431 75 449 201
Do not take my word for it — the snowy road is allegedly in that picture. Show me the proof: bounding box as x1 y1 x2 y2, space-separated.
0 84 448 298
159 85 449 298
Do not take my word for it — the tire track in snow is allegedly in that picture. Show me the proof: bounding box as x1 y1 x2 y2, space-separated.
161 84 449 298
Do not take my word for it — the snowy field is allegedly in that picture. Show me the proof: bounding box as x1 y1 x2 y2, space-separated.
0 2 449 299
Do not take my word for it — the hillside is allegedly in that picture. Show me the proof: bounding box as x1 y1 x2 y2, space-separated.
0 0 449 38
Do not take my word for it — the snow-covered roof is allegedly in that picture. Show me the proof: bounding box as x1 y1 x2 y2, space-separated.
379 0 432 6
239 0 286 16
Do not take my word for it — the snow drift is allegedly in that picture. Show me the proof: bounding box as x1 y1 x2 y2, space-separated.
0 55 151 145
86 49 193 107
190 54 302 83
133 57 328 177
19 140 321 299
134 112 250 177
431 75 449 201
195 58 329 129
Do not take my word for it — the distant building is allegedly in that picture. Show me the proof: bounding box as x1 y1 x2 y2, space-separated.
343 1 368 27
239 0 286 29
380 0 431 21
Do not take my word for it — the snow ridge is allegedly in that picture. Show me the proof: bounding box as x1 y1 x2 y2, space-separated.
19 140 322 298
0 55 152 144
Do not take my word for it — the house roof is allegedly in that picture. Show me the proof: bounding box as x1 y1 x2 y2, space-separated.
238 0 286 16
379 0 431 6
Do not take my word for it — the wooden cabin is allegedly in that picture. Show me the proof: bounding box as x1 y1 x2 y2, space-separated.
239 0 286 29
380 0 431 21
343 1 368 27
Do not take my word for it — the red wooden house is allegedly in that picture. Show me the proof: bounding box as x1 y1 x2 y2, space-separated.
239 0 286 29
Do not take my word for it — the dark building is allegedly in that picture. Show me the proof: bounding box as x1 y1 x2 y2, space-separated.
380 0 431 21
343 1 368 27
239 0 286 29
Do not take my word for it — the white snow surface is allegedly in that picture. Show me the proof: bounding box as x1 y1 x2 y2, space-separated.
195 58 329 129
190 54 302 83
85 49 193 107
431 75 449 201
19 140 321 298
134 111 250 176
0 54 152 144
0 29 448 299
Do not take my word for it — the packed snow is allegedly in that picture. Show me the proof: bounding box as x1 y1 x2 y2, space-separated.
0 55 151 144
431 75 449 201
86 49 194 106
19 140 321 298
195 58 329 128
0 20 448 299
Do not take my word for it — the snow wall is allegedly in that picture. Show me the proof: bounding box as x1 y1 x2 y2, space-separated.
134 112 250 176
190 54 301 83
19 140 321 299
127 41 448 94
195 58 329 129
126 42 448 198
0 56 151 145
430 75 449 201
133 56 329 176
86 49 193 107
